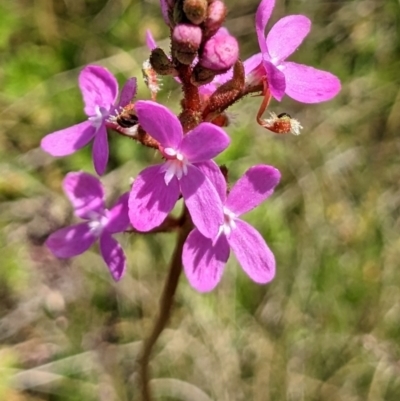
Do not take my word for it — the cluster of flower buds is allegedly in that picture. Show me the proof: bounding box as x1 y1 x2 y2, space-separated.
41 0 341 292
151 0 238 87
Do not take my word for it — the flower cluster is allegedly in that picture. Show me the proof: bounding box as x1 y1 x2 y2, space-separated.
42 0 340 292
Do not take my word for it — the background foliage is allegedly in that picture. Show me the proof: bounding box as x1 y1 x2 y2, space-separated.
1 0 400 400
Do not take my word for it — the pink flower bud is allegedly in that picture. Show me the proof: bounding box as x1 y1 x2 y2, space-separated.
199 28 239 72
203 0 227 38
172 23 203 64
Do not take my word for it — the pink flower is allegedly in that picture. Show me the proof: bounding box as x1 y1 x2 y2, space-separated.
45 172 130 281
182 164 280 292
41 65 137 175
128 101 230 239
244 0 341 103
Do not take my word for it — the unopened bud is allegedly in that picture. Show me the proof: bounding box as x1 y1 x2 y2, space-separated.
150 48 176 75
199 28 239 72
203 0 227 38
192 64 217 85
183 0 208 25
172 23 202 65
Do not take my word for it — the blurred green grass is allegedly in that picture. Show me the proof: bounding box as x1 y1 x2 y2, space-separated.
1 0 400 400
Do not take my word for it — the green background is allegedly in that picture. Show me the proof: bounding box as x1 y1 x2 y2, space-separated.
1 0 400 400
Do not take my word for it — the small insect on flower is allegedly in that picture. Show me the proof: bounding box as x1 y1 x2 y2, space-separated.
260 112 303 136
108 103 139 137
115 104 139 129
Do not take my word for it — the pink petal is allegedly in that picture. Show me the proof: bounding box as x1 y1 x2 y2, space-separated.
266 15 311 62
180 122 230 163
194 160 227 202
92 124 109 175
282 61 341 103
226 165 280 216
63 172 105 219
228 219 275 284
263 59 286 101
255 0 276 54
159 0 169 25
135 101 183 149
41 121 96 157
183 229 230 292
117 78 137 108
99 233 126 281
180 165 224 239
243 53 263 75
79 65 118 116
129 165 180 231
107 192 130 233
45 223 96 258
146 29 157 50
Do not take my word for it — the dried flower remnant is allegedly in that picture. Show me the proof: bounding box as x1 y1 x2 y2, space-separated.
261 112 303 135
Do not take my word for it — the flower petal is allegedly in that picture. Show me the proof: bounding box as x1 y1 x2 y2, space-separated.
194 160 227 202
129 165 180 231
266 15 311 62
92 124 109 175
263 59 286 101
160 0 169 25
255 0 276 54
146 29 157 50
180 122 230 163
135 101 183 149
107 192 130 233
243 53 263 75
63 172 105 219
41 121 96 157
183 229 230 292
226 165 280 216
79 65 118 116
282 61 341 103
99 233 126 281
228 219 275 284
46 222 96 258
180 165 224 239
117 78 137 108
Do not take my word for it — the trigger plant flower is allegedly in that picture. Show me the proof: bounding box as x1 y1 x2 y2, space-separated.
128 100 230 239
45 172 130 281
41 65 137 175
182 164 280 292
245 0 341 103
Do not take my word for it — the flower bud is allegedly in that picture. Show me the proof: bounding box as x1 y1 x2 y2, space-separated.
191 64 217 86
172 23 202 65
183 0 208 25
150 48 176 76
203 0 227 38
199 28 239 72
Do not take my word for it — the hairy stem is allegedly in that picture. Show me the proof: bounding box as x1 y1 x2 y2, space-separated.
139 211 192 401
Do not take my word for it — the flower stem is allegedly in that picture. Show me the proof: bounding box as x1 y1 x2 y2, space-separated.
139 209 192 401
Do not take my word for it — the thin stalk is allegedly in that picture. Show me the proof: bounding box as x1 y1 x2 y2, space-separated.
139 211 192 401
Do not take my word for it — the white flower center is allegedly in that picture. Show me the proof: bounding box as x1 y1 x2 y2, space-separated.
160 147 189 185
87 210 109 237
88 105 109 131
218 206 237 238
